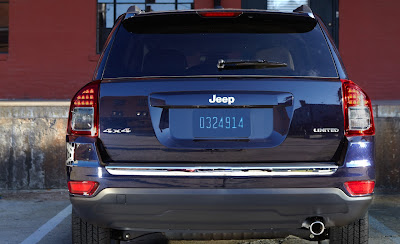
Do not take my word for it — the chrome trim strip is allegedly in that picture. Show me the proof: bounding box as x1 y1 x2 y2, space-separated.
105 165 338 177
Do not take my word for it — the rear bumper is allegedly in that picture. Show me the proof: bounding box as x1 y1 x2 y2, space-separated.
67 135 375 234
71 187 372 232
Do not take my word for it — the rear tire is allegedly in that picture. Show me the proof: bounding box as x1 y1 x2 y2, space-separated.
72 208 112 244
329 212 369 244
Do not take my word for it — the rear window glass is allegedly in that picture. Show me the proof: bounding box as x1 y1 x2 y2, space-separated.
103 19 337 78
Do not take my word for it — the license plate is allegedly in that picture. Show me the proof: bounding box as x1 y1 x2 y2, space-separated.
193 109 250 138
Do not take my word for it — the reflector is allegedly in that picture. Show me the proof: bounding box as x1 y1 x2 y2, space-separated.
344 180 375 196
68 181 99 196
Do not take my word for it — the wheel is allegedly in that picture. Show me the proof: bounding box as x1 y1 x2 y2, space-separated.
72 208 112 244
329 212 369 244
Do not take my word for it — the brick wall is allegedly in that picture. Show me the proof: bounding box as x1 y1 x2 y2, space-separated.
0 0 98 99
339 0 400 100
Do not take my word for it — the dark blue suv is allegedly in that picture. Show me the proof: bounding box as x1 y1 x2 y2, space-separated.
66 5 375 244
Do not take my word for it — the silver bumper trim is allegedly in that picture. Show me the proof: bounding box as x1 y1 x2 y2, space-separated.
105 165 338 177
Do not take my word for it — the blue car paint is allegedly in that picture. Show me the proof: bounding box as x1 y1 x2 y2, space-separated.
96 78 345 162
67 134 374 194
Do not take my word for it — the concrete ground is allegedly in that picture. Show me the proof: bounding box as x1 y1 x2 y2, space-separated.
0 189 399 244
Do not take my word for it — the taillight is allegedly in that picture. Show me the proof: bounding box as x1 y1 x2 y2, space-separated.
68 181 99 196
198 11 242 18
67 81 100 136
342 79 375 137
344 180 375 196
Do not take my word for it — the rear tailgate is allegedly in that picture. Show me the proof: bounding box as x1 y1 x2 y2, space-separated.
98 78 344 163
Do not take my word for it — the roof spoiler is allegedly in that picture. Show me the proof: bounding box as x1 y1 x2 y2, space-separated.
126 4 312 15
293 5 314 19
127 5 142 13
125 5 143 19
122 10 317 34
293 5 313 14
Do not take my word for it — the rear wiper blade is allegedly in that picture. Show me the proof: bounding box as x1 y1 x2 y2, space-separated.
217 59 287 70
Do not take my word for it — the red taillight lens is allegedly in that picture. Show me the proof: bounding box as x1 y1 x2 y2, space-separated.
68 181 99 196
342 79 375 137
198 11 242 17
344 180 375 196
67 81 100 136
74 88 96 106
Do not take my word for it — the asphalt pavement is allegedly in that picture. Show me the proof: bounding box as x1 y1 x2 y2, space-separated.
0 189 399 244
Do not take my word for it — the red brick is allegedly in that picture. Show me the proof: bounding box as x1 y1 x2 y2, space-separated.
340 0 400 101
0 0 98 99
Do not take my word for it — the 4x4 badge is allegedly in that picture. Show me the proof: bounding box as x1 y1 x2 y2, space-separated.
103 128 132 134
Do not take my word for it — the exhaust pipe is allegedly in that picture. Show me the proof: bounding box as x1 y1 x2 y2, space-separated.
309 221 325 236
302 218 325 236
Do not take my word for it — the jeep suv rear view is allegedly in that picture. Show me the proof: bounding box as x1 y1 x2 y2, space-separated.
67 6 375 244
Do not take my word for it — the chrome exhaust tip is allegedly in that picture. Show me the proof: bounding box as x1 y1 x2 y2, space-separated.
309 221 325 236
302 219 325 236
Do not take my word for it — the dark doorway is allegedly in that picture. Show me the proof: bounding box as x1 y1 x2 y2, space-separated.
241 0 339 46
